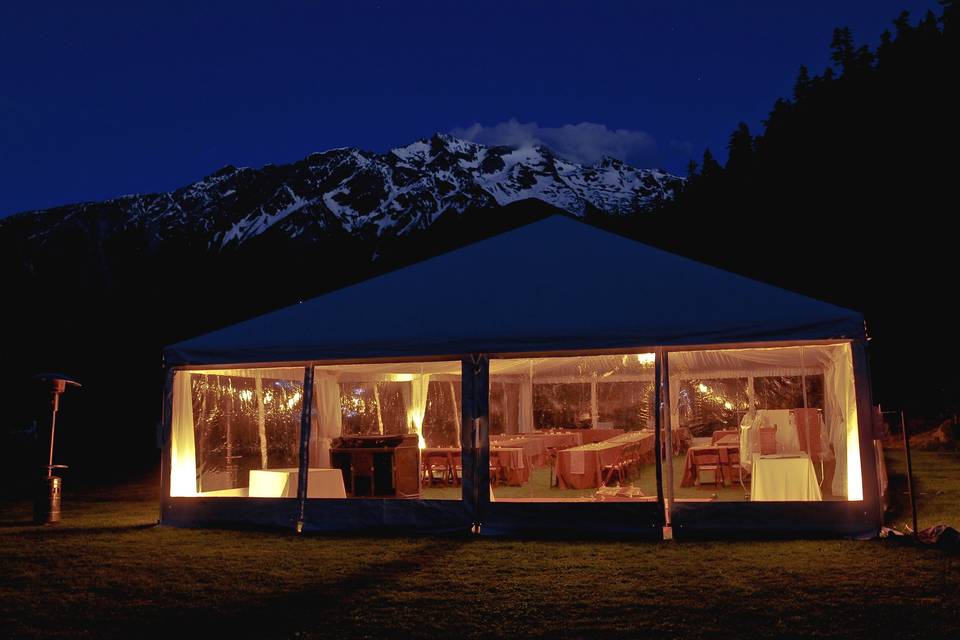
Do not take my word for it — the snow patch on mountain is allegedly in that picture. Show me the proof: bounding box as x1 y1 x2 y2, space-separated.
6 133 682 252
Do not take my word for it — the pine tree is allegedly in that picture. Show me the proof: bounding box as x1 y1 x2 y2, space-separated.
793 65 812 101
686 159 699 178
830 26 856 73
700 148 722 178
726 122 754 175
894 11 913 38
878 28 894 61
940 1 958 36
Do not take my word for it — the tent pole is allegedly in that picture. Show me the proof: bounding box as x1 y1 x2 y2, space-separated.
590 375 599 429
501 383 508 435
662 352 675 527
900 409 918 535
527 363 533 433
159 367 174 524
801 346 808 409
464 355 489 532
654 349 667 532
296 365 315 533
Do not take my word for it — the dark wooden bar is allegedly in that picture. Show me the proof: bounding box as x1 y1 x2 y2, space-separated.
330 434 420 498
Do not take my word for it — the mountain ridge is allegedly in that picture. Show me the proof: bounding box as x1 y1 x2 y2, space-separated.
2 133 682 256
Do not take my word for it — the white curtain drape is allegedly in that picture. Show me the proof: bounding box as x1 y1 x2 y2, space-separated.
255 377 268 468
823 344 862 499
448 381 460 435
311 370 343 468
518 375 534 433
170 371 197 496
403 374 431 448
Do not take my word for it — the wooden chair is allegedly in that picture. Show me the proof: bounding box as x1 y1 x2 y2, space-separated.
794 409 825 485
601 443 639 487
601 455 624 486
723 445 745 491
600 447 628 487
673 427 693 456
546 447 559 487
758 426 778 456
691 449 723 489
451 452 463 486
624 442 642 481
422 453 452 487
601 464 619 487
489 451 502 486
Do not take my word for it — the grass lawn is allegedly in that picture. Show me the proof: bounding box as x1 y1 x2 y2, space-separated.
2 450 959 639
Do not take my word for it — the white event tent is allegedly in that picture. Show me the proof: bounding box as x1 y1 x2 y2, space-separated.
161 215 885 539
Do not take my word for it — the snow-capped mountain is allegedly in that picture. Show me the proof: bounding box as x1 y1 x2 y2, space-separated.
4 133 681 253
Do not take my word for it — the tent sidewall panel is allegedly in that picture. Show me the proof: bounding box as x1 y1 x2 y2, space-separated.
160 339 883 538
163 497 300 530
670 499 878 540
480 501 663 538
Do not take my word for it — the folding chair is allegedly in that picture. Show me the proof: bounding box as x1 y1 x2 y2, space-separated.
692 449 723 489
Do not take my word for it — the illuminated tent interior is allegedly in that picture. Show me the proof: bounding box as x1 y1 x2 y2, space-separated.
162 215 885 538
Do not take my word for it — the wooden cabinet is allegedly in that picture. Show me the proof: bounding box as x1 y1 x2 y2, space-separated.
330 434 420 498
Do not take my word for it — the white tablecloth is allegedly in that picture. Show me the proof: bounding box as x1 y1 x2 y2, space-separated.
750 455 822 501
249 468 346 499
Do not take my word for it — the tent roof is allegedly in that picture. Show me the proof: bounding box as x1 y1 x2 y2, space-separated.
166 215 864 366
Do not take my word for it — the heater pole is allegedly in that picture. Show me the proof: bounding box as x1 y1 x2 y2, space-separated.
47 388 59 477
45 378 73 478
33 374 81 525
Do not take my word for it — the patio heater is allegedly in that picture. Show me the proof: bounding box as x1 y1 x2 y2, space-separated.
33 373 81 525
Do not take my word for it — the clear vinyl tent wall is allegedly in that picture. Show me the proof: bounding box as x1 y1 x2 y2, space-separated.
169 366 306 498
160 342 881 538
162 359 477 533
664 341 881 539
474 351 666 537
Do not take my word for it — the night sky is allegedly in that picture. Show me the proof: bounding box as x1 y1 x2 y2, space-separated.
0 0 940 217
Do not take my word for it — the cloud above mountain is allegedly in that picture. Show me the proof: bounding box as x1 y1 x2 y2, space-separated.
450 119 656 165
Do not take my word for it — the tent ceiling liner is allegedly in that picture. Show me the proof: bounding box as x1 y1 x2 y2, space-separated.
165 216 864 366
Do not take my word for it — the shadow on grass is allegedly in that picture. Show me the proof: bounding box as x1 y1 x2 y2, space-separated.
0 518 36 528
0 519 158 535
128 537 471 639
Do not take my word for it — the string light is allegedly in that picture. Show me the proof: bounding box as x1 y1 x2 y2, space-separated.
287 390 302 410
